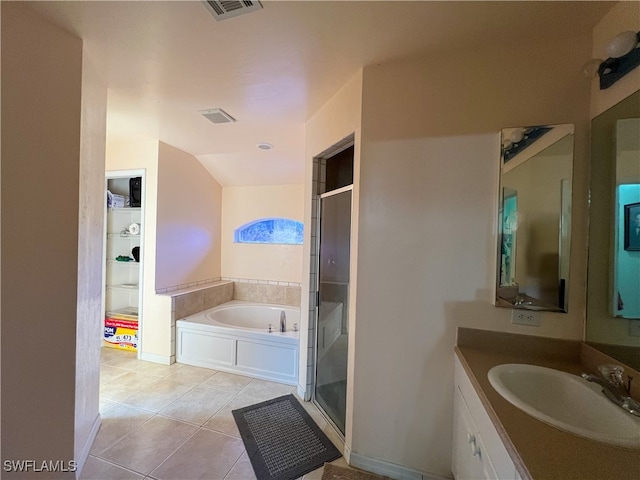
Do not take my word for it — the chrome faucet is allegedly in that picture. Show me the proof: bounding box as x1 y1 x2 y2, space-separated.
513 295 532 306
280 310 286 333
582 364 640 417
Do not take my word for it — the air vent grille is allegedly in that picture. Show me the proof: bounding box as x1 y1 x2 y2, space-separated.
200 108 236 124
202 1 262 21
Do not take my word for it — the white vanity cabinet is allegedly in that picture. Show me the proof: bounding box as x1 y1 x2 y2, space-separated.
453 356 519 480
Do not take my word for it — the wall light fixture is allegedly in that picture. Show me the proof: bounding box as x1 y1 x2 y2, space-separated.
584 31 640 90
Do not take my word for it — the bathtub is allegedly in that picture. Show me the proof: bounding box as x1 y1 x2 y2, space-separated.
176 300 300 385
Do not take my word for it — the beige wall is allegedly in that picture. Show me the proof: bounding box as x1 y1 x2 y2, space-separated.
106 140 170 359
106 140 223 361
74 52 108 468
221 184 304 283
301 70 363 417
1 3 83 476
348 34 592 477
156 141 222 290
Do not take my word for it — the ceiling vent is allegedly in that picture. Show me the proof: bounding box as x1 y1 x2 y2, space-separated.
202 1 263 21
200 108 237 124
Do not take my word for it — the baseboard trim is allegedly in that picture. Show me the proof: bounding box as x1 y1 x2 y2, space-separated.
75 413 101 479
297 384 309 401
347 449 447 480
343 443 352 464
139 351 172 365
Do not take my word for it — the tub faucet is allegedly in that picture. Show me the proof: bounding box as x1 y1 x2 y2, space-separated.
280 310 286 332
581 364 640 417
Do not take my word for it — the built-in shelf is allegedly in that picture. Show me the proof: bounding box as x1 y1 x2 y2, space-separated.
109 306 139 317
107 233 142 240
107 284 140 293
105 175 143 352
108 207 141 213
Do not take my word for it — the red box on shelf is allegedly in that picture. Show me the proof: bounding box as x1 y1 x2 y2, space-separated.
104 312 138 351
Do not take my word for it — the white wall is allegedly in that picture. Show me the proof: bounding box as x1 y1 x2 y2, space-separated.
1 3 83 476
74 51 108 469
221 184 304 283
350 33 593 477
156 141 222 290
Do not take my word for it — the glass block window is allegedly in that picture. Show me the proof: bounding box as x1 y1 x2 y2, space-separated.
234 218 303 245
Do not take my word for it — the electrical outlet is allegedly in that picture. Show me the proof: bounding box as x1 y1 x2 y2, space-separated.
511 310 540 326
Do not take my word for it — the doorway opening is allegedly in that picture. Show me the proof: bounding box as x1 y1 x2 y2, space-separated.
103 170 145 359
310 138 354 436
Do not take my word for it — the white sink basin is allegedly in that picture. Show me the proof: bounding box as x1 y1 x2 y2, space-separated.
488 363 640 448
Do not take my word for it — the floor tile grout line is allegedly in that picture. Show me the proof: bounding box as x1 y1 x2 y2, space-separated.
149 430 202 477
99 385 197 417
147 424 235 479
163 382 236 414
102 371 201 414
197 378 248 432
153 406 229 429
97 397 163 416
221 448 248 480
92 449 149 477
90 407 160 458
199 422 242 439
93 414 201 478
93 384 206 458
85 455 148 479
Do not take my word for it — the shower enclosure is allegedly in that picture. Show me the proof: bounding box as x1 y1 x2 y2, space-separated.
314 186 352 435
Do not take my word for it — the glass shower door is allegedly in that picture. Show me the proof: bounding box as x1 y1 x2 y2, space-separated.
314 187 352 435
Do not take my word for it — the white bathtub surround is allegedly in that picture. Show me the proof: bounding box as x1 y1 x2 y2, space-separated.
156 276 223 294
177 301 300 385
224 277 302 306
172 281 234 319
156 280 299 366
153 281 234 364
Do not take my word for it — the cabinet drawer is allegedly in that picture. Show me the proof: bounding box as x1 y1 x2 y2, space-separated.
454 357 517 480
453 385 499 479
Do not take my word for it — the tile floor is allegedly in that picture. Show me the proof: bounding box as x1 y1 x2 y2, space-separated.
81 348 349 480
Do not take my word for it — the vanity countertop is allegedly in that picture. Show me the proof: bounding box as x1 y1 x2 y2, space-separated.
455 328 640 480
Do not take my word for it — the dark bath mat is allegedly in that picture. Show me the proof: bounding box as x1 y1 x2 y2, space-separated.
232 394 342 480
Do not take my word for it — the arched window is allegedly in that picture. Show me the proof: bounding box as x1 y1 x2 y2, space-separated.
234 218 303 245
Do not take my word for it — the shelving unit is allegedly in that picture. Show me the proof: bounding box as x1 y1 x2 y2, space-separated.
104 174 143 352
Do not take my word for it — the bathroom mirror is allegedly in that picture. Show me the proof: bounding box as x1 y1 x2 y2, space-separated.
586 90 640 371
496 123 575 312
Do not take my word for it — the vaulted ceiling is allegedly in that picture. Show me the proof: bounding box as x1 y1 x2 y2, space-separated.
28 1 613 186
